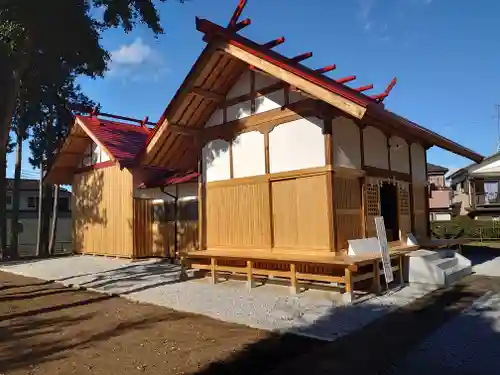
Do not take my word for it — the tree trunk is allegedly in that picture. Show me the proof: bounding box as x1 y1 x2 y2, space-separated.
48 184 60 255
39 181 52 257
9 124 25 260
36 164 44 257
0 149 7 259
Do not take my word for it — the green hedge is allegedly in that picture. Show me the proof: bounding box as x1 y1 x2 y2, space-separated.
431 216 500 240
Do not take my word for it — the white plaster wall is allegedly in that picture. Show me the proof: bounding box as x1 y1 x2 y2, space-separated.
255 89 284 113
254 71 278 90
203 139 231 182
94 144 110 163
332 116 361 169
227 100 252 122
269 116 325 174
232 131 266 178
227 70 251 99
205 108 223 128
389 136 410 173
411 143 427 184
363 126 388 169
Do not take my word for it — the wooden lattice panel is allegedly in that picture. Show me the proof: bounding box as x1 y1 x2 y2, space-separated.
398 182 412 240
366 183 380 217
398 183 411 216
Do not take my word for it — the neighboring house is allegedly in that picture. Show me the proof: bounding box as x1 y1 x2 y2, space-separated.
427 163 453 221
6 179 72 252
45 4 484 261
448 152 500 219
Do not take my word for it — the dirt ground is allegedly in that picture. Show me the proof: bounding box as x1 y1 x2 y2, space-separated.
1 270 498 375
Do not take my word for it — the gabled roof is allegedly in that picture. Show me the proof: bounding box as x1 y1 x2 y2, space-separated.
45 114 150 184
77 115 150 165
427 163 449 175
141 0 483 170
448 151 500 181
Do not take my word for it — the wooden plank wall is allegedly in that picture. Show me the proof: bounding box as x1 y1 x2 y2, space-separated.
133 198 198 258
73 164 134 257
204 172 330 252
205 178 271 249
334 176 362 253
272 174 330 251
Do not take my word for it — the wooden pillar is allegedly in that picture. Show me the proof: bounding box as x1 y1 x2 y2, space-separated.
359 124 366 237
408 142 415 233
424 149 431 238
372 259 381 294
324 117 336 252
386 135 392 172
229 139 234 179
197 138 206 251
264 129 274 250
290 263 298 294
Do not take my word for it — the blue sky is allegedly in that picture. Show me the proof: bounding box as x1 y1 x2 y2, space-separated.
8 0 500 178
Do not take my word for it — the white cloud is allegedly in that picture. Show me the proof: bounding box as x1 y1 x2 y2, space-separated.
111 38 153 65
107 38 169 82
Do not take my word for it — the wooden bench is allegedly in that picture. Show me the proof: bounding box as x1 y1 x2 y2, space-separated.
182 248 415 302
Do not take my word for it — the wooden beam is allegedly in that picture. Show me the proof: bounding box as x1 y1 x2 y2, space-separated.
234 18 251 32
228 0 247 28
191 87 225 102
202 99 316 143
364 165 412 183
290 52 313 63
315 64 336 74
262 37 285 49
371 77 397 102
167 124 200 137
214 40 367 119
354 84 373 92
336 75 356 84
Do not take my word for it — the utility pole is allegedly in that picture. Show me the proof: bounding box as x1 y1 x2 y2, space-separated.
494 104 500 152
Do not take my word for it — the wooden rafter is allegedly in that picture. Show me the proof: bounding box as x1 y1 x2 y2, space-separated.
191 87 225 102
336 75 356 84
315 64 336 74
371 77 397 102
290 52 313 63
227 0 247 28
354 84 374 92
234 18 251 32
262 37 285 49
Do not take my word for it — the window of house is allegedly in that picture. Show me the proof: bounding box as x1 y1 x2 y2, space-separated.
27 197 38 208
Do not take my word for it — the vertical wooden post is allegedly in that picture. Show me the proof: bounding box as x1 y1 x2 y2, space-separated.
372 259 381 294
386 134 392 172
344 267 353 303
229 139 234 179
246 260 254 290
264 129 274 250
290 263 298 294
250 70 256 113
424 150 431 238
408 142 415 233
399 254 405 286
324 117 336 252
197 138 206 251
210 257 217 284
359 123 367 238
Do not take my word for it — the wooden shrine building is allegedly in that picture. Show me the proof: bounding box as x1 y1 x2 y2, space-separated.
46 1 483 298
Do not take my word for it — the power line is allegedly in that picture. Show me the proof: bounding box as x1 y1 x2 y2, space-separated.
494 104 500 152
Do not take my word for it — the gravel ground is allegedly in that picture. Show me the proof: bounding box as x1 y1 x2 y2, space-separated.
0 255 437 341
